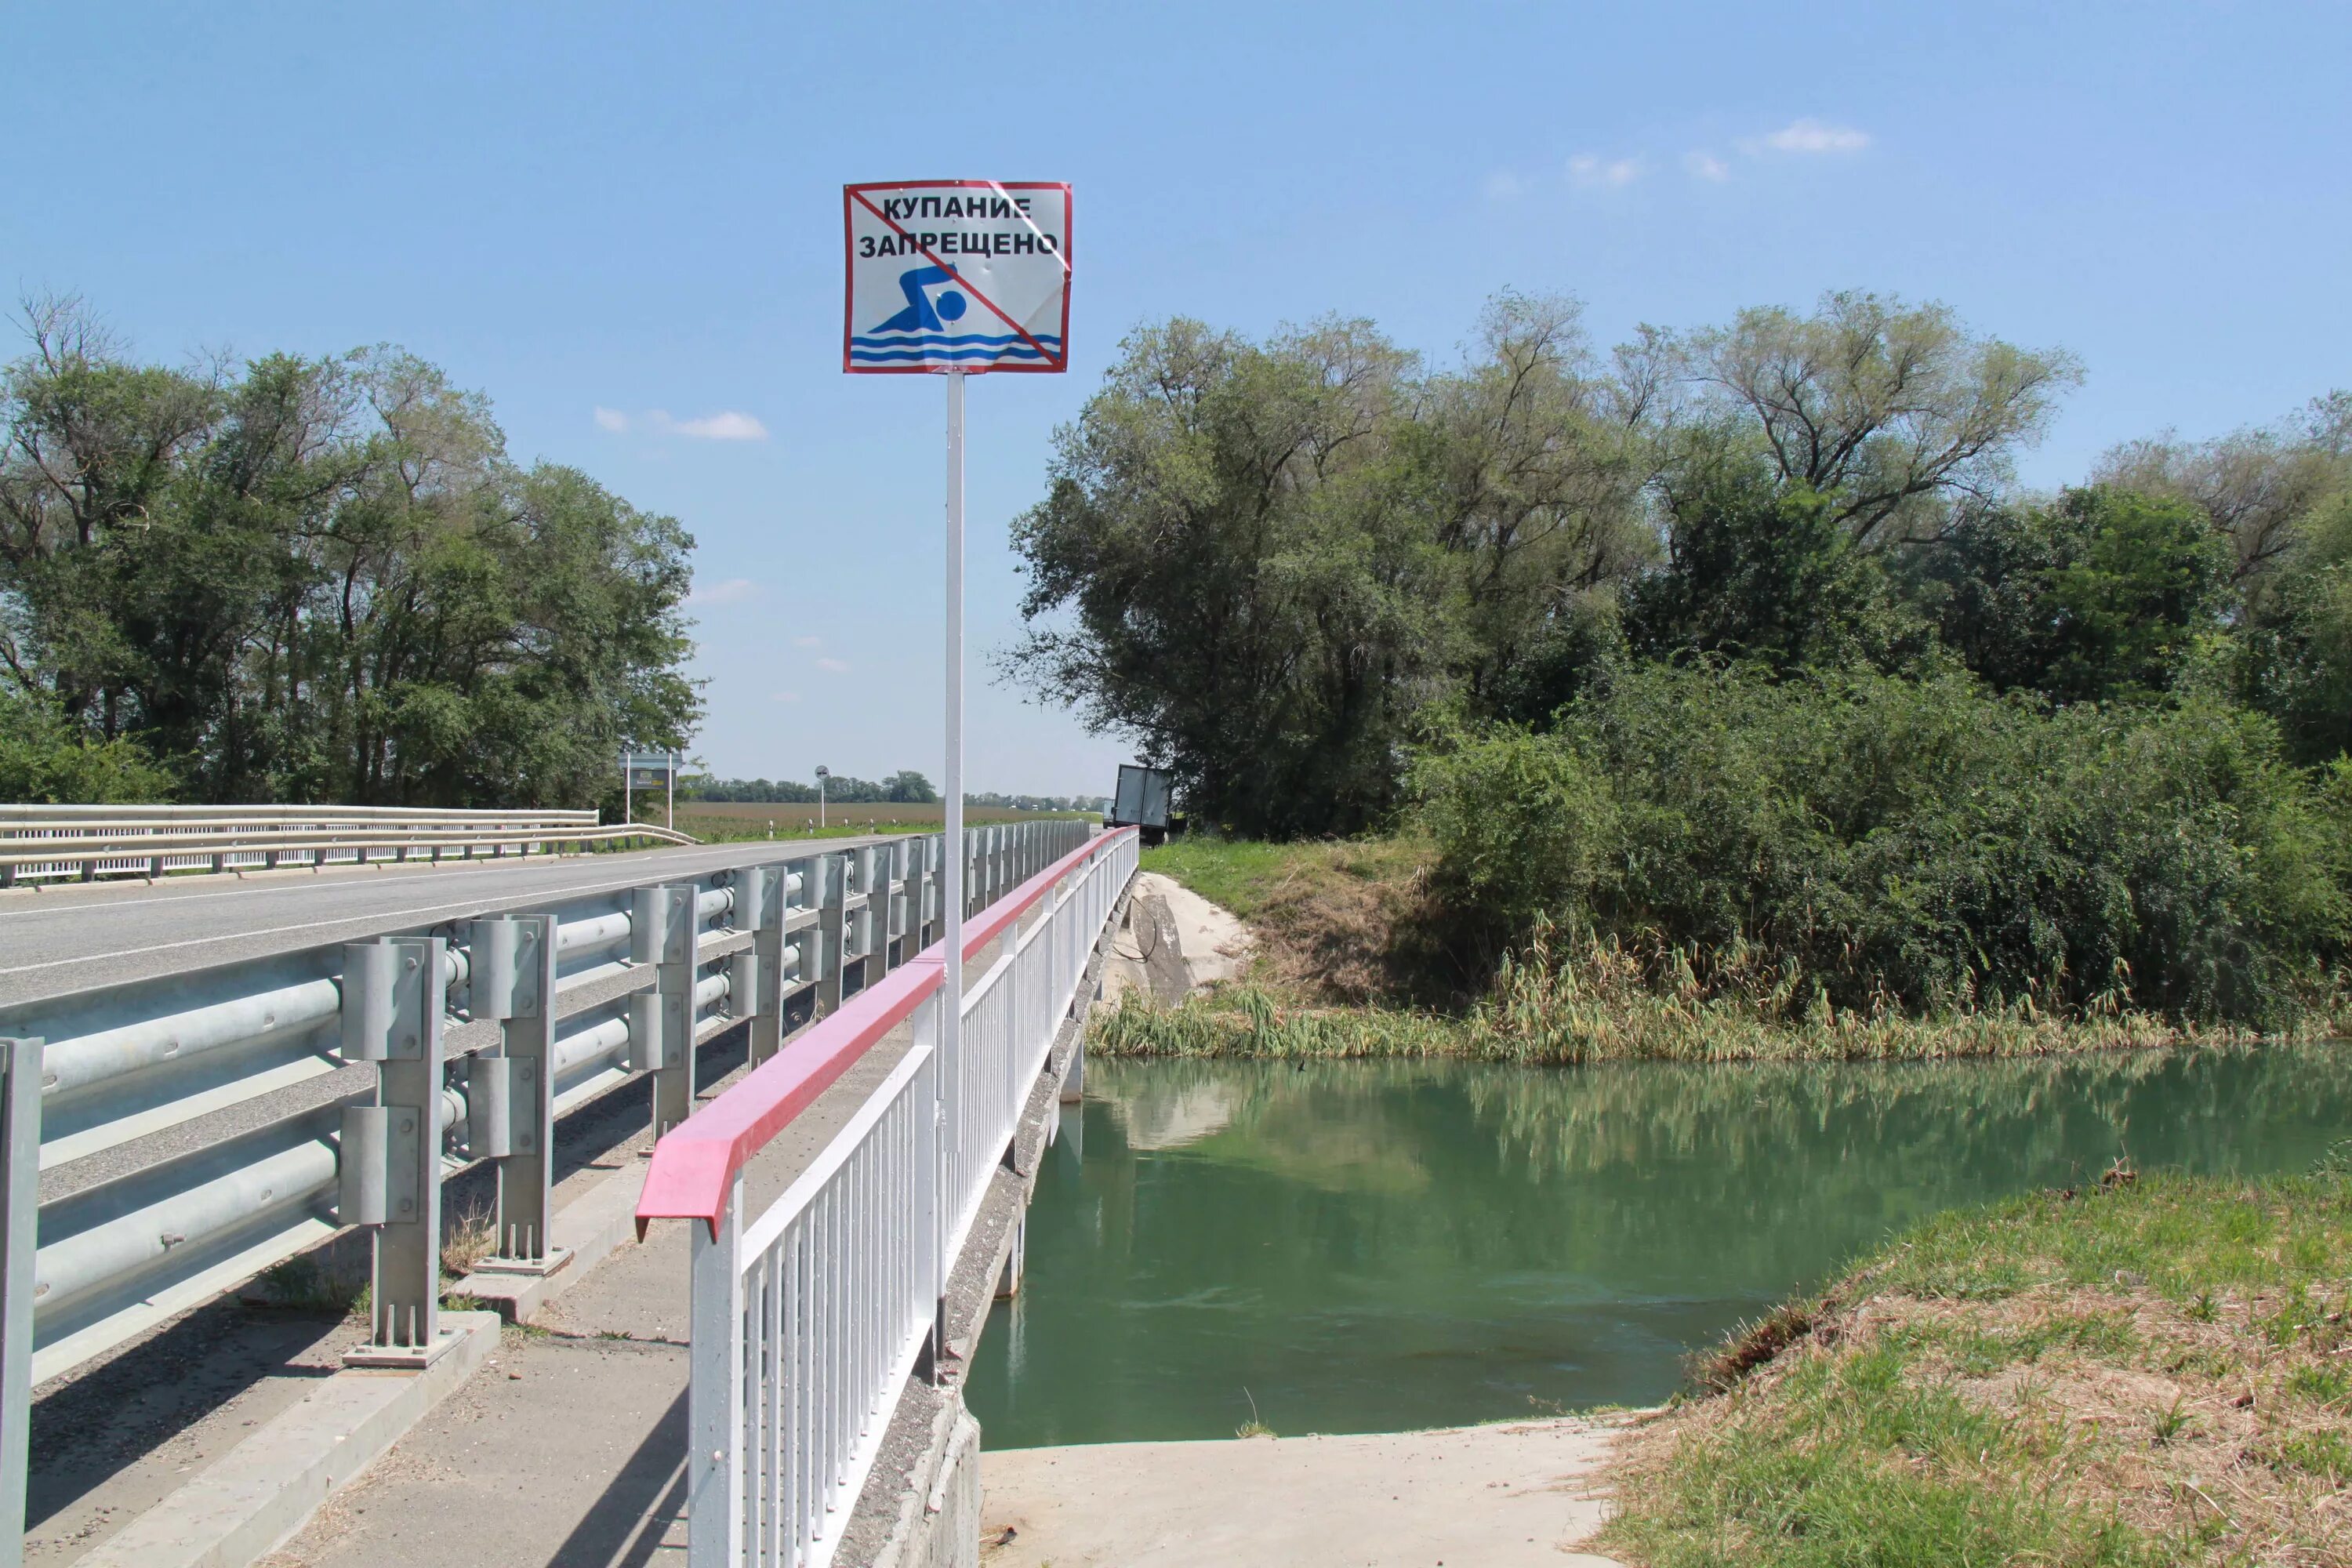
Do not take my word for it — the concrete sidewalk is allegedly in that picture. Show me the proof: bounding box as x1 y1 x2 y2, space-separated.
252 1029 924 1568
978 1421 1627 1568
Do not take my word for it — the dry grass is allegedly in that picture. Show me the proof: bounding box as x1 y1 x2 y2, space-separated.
439 1200 500 1280
1606 1170 2352 1566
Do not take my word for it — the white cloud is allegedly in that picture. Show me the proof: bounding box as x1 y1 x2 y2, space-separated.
1744 118 1871 155
1684 151 1731 182
597 407 771 441
662 410 768 441
815 656 851 674
688 576 759 607
771 690 801 704
1568 154 1644 189
793 634 822 648
1481 170 1529 201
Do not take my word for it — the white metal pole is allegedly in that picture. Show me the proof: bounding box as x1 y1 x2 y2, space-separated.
943 368 966 1089
623 751 632 826
666 752 675 832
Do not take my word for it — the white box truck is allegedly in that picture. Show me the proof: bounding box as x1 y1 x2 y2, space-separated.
1107 764 1174 845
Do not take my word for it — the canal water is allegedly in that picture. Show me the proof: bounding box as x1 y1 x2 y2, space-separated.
965 1045 2352 1448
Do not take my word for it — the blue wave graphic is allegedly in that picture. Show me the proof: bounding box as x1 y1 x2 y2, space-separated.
851 332 1062 347
850 346 1058 362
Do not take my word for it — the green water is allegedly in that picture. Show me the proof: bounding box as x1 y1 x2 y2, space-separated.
965 1046 2352 1448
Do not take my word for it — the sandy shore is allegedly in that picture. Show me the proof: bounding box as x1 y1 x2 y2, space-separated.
977 1417 1626 1568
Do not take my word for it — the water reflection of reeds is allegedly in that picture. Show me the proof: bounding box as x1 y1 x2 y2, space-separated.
1089 1043 2352 1193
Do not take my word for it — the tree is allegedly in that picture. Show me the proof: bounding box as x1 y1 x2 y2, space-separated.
1404 292 1653 714
1007 294 2086 837
883 769 937 803
0 299 701 806
1678 291 2082 544
1008 316 1449 837
2230 491 2352 763
2096 391 2351 588
1908 487 2232 704
1627 450 1923 674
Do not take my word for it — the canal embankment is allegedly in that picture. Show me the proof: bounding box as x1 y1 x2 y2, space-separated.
1091 837 2349 1066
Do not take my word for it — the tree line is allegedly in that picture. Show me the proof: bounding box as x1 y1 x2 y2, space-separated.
692 771 938 804
1011 290 2349 834
1010 290 2352 1023
0 299 700 806
688 773 1107 813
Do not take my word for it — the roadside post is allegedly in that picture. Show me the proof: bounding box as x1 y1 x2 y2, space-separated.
2 1037 40 1566
842 177 1072 1371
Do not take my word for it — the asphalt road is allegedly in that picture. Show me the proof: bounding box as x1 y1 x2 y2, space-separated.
0 837 894 1010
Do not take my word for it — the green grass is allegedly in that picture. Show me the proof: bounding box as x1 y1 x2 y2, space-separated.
1606 1167 2352 1566
1138 837 1347 920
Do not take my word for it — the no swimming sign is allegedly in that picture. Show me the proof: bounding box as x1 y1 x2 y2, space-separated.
842 181 1071 373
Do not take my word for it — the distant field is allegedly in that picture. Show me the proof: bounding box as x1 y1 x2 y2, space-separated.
672 801 1094 837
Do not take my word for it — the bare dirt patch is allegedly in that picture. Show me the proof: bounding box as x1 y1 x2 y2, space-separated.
1221 839 1446 1004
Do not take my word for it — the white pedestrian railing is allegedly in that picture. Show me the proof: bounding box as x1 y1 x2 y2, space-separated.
637 826 1138 1568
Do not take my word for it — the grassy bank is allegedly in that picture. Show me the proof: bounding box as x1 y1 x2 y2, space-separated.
1599 1158 2352 1566
1105 838 2334 1064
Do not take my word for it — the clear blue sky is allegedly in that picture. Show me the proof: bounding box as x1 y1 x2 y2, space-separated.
10 3 2347 791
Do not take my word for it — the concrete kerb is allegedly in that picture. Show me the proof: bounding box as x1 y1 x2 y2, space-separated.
74 1311 500 1568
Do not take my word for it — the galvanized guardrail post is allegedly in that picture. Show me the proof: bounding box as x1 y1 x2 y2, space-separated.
880 838 907 967
735 867 781 1068
766 858 818 1065
816 854 848 1015
2 1036 41 1568
960 828 978 918
468 915 563 1270
339 937 458 1366
908 833 935 951
633 885 697 1142
851 844 882 986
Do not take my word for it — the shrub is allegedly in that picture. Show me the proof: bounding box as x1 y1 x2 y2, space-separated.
0 692 174 804
1414 664 2347 1025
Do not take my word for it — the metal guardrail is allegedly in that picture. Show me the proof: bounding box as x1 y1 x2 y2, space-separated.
637 826 1139 1568
0 804 695 886
0 818 1091 1459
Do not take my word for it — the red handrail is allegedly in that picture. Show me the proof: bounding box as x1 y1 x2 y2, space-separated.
636 828 1136 1238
